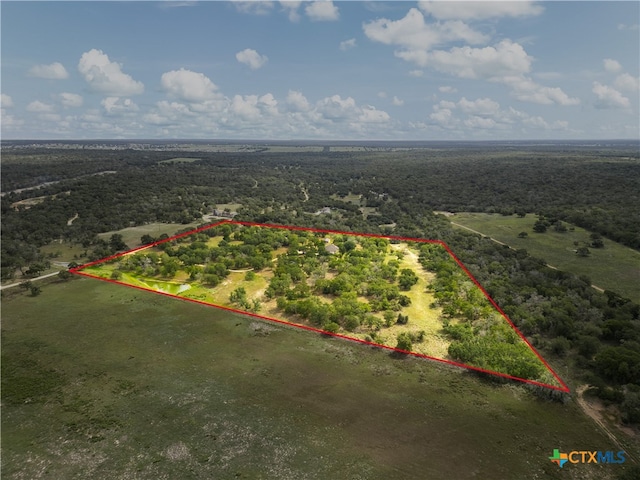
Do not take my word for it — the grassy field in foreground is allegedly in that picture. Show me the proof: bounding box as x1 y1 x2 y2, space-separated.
97 221 204 249
449 213 640 304
3 278 638 479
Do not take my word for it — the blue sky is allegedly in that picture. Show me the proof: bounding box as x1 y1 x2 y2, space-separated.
1 1 638 140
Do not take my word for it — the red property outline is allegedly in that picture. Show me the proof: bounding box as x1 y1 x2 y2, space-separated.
71 220 569 393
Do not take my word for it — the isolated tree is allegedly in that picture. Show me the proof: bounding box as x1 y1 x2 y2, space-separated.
590 233 604 248
518 231 528 238
29 285 42 297
19 280 33 291
140 234 155 245
110 234 128 251
576 246 591 257
533 220 548 233
396 332 412 352
57 270 72 281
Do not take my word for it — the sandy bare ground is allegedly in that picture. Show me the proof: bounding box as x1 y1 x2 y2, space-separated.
575 385 638 463
67 213 79 225
1 271 62 290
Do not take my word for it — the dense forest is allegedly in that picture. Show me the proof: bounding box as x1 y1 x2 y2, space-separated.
2 144 639 425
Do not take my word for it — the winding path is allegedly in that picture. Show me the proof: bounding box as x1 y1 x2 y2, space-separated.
575 385 638 463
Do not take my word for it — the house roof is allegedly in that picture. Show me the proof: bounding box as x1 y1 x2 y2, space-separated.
325 244 339 254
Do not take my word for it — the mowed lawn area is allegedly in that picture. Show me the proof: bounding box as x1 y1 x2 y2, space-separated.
97 221 204 249
3 278 636 479
449 213 640 304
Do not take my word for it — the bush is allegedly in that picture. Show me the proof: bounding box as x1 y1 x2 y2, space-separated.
396 332 412 351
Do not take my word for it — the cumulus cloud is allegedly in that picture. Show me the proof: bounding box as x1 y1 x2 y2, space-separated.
428 96 570 134
1 94 14 108
339 38 357 51
305 1 339 21
27 100 55 113
280 1 302 22
392 96 404 106
603 58 622 73
359 105 390 123
286 90 310 111
593 82 630 109
614 73 640 92
423 40 531 78
438 86 457 93
161 68 219 102
364 8 488 56
28 62 69 80
502 76 580 105
101 97 139 115
418 0 544 20
458 97 500 116
234 1 275 15
236 49 269 70
78 49 144 96
58 92 83 108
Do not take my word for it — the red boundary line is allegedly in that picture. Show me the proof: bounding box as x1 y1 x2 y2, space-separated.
71 220 569 393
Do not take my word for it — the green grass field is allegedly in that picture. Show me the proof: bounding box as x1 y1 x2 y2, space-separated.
3 278 638 479
97 222 204 249
449 213 640 303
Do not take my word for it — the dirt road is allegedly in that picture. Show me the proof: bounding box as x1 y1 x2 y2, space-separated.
449 221 606 294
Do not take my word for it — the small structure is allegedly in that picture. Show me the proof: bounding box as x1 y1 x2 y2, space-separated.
212 209 238 218
314 207 331 215
325 244 339 255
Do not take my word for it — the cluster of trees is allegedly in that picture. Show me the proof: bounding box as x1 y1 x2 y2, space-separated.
418 243 547 381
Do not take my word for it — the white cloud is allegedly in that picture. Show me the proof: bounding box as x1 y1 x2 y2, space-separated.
339 38 357 51
358 105 390 123
603 58 622 73
78 49 144 96
592 82 630 109
286 90 310 111
161 68 219 102
392 96 404 106
418 1 544 20
424 40 531 78
409 70 424 77
1 94 14 108
364 8 488 55
503 76 580 105
428 96 571 135
458 97 500 116
280 1 302 22
614 73 640 92
305 1 339 21
58 92 83 108
618 23 639 31
234 1 274 15
377 91 387 98
27 100 55 113
236 49 269 70
101 97 139 115
438 86 457 93
316 95 358 120
28 62 69 80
